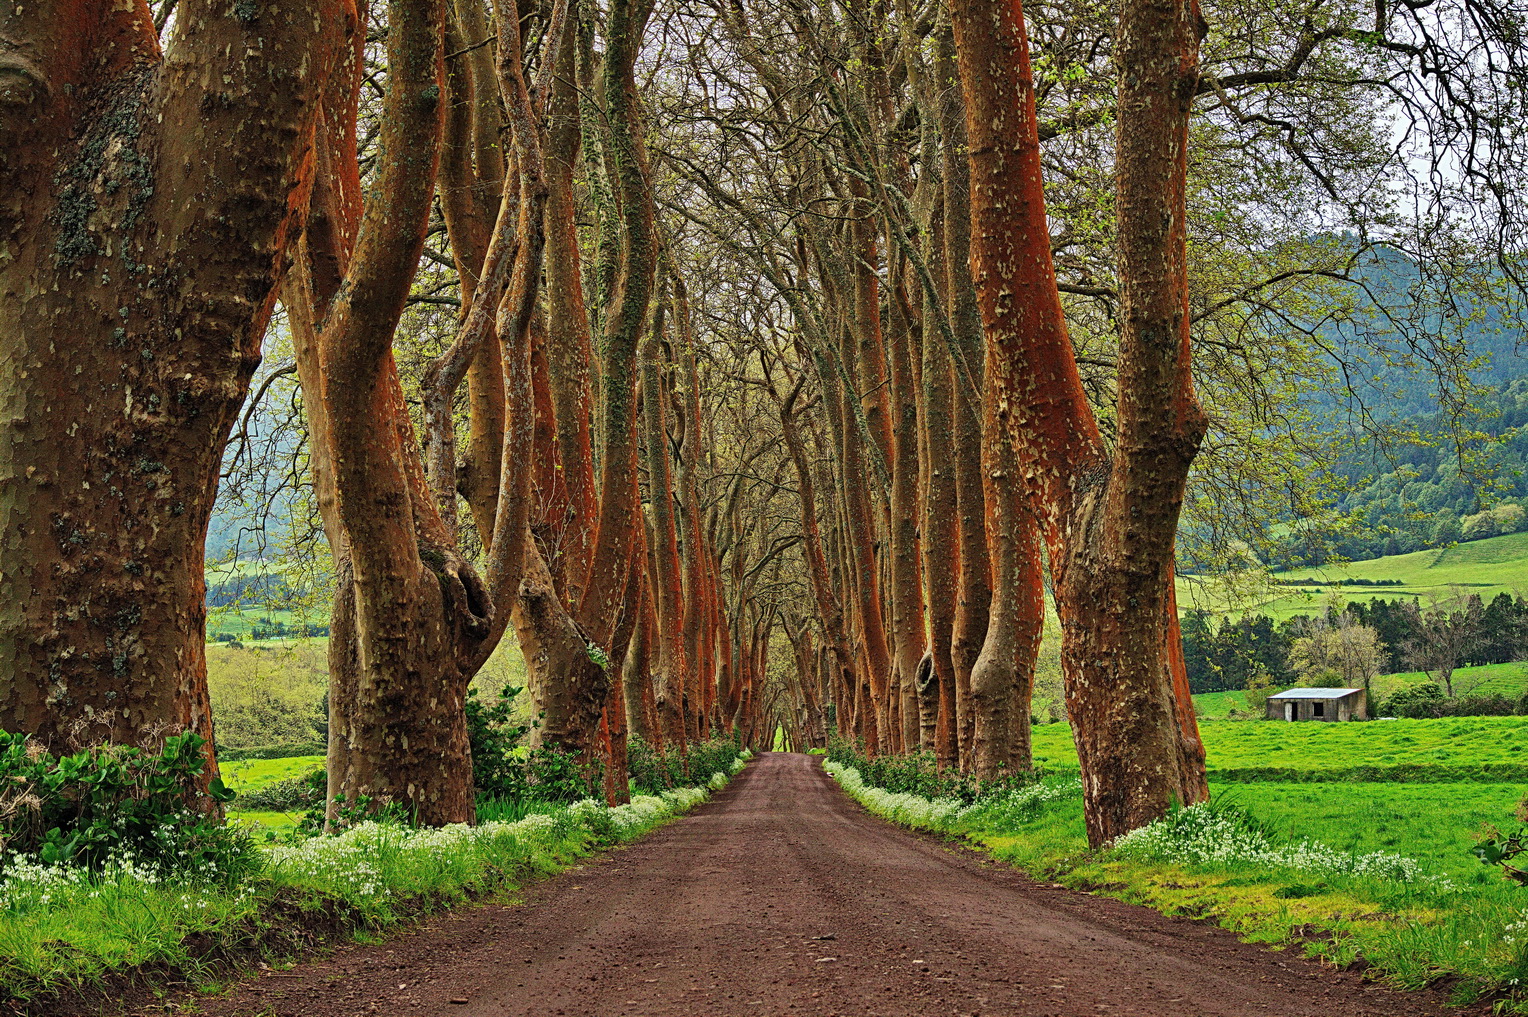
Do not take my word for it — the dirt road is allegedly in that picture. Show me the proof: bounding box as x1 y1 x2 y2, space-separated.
192 752 1467 1017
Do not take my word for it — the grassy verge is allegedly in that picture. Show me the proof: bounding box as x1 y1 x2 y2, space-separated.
0 752 751 1008
1029 715 1528 772
823 757 1528 1011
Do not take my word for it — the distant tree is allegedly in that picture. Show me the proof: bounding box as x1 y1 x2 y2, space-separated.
1180 611 1218 693
1432 513 1463 547
1462 511 1500 542
1346 598 1418 663
1404 591 1485 697
1492 504 1526 534
1242 668 1277 714
1479 593 1528 665
1288 616 1386 704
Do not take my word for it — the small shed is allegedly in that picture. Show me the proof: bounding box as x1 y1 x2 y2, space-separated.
1266 687 1367 722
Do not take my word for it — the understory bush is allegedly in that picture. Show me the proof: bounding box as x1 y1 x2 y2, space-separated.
825 737 1047 804
467 685 603 804
1381 681 1528 718
235 768 326 812
0 751 750 1002
0 730 257 882
627 736 748 794
218 741 327 762
823 758 1079 832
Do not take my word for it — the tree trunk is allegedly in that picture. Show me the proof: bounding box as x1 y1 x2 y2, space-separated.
938 27 991 772
0 0 344 779
642 310 690 747
950 0 1209 842
887 270 927 754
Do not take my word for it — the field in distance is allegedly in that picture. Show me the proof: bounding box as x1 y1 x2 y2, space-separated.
1181 530 1528 621
1029 714 1528 774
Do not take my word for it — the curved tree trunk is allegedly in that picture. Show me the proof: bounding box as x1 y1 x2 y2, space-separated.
950 0 1209 842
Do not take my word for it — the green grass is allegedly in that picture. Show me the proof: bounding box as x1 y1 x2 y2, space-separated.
218 755 324 794
1190 689 1257 719
827 758 1528 1008
1377 660 1528 699
1181 530 1528 621
226 809 302 833
1215 782 1522 883
1030 715 1528 773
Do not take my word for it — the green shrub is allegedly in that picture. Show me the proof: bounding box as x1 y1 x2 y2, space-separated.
1382 682 1525 718
627 736 747 795
466 684 602 804
825 737 1046 804
235 769 325 811
0 730 258 882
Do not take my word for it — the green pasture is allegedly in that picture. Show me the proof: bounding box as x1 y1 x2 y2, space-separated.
1030 715 1528 773
1181 530 1528 621
226 809 303 833
1214 781 1523 884
219 755 325 794
1378 660 1528 699
206 608 323 643
1190 689 1257 719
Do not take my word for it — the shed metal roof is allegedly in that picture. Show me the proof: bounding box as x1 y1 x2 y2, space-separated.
1267 688 1363 700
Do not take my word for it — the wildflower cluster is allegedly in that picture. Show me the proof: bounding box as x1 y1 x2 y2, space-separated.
0 851 260 919
0 729 258 882
825 760 965 829
825 759 1080 834
957 776 1084 828
1112 801 1456 891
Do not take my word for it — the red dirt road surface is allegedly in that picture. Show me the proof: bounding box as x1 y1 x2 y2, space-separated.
190 752 1469 1017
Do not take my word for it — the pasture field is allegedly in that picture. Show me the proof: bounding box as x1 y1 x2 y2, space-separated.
206 607 325 642
1379 659 1528 699
220 754 325 794
1217 781 1524 884
1180 530 1528 621
227 809 303 833
1190 689 1258 719
1030 715 1528 774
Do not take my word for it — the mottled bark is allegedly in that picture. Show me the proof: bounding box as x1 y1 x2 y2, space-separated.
543 2 598 602
920 156 961 769
950 0 1209 842
776 378 864 738
578 0 655 652
938 28 990 772
0 0 344 778
887 274 926 755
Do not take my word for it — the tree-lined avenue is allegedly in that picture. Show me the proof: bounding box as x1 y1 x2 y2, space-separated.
190 754 1462 1017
